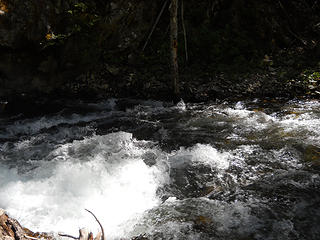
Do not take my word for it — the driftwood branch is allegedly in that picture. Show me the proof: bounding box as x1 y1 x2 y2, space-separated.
79 228 89 240
85 209 104 240
58 233 79 239
24 235 40 240
59 209 105 240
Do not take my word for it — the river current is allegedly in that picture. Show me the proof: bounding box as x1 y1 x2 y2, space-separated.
0 99 319 240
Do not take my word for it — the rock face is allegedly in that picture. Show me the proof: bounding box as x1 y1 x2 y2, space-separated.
0 209 53 240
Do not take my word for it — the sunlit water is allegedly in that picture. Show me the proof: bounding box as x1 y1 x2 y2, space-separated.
0 99 319 239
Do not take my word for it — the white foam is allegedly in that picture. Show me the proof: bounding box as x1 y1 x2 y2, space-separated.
175 99 186 111
219 100 320 146
224 107 276 132
169 144 230 170
235 101 245 110
0 132 169 239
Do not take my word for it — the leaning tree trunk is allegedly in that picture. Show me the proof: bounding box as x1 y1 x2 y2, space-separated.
169 0 179 97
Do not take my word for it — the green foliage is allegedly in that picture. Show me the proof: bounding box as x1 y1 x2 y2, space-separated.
74 2 88 12
305 71 320 82
67 1 100 30
301 70 320 96
41 1 101 50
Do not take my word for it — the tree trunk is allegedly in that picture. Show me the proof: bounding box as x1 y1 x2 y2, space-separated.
169 0 179 96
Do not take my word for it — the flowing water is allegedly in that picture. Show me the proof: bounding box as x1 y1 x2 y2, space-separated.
0 98 319 240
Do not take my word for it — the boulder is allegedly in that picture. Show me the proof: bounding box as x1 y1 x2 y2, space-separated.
0 209 53 240
0 209 15 240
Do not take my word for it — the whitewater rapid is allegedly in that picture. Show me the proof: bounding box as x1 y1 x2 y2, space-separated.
0 99 319 239
0 131 170 238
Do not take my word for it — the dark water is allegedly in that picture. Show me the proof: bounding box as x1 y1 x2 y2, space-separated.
0 98 319 239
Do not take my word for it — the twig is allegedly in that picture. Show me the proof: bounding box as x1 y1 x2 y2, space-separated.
142 0 168 51
24 235 40 240
181 0 188 62
58 233 79 239
278 0 307 46
85 209 104 240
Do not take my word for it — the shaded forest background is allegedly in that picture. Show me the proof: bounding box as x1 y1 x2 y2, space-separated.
0 0 319 106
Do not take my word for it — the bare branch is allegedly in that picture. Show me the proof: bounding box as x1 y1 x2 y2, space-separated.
24 235 40 240
181 0 188 62
142 0 169 51
58 233 79 239
85 209 105 240
94 232 102 240
79 228 89 240
88 232 94 240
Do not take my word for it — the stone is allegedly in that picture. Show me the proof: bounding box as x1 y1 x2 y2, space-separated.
0 209 15 240
0 208 53 240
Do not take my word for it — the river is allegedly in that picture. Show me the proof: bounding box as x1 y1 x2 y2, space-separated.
0 98 319 240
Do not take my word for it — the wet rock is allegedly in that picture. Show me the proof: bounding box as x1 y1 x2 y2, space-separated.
0 208 53 240
131 235 149 240
0 209 15 240
142 151 157 166
193 215 213 232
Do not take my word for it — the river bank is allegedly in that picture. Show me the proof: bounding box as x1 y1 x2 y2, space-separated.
1 48 319 117
1 0 319 113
